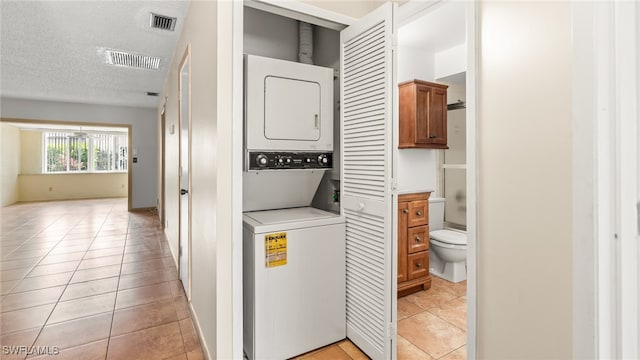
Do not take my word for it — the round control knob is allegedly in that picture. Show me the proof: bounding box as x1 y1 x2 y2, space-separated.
318 155 329 165
278 158 284 164
306 158 311 163
286 158 291 164
256 154 268 167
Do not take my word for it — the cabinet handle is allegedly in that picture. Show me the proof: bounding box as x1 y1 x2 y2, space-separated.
415 263 422 268
403 209 409 214
429 134 437 139
415 236 422 242
416 211 422 216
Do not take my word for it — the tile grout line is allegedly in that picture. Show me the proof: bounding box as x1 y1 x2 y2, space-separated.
103 209 133 360
24 203 118 358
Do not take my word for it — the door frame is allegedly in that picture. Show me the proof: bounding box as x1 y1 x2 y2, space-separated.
233 0 479 358
178 45 192 299
0 117 134 211
572 1 640 358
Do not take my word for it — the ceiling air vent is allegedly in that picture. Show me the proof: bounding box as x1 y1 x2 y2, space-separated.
104 49 161 71
150 13 176 31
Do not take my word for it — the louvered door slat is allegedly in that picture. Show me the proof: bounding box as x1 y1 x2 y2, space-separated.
340 4 395 358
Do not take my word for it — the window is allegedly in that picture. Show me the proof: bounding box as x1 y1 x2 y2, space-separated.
43 131 128 173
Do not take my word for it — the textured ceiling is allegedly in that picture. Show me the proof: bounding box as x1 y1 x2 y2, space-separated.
0 1 190 109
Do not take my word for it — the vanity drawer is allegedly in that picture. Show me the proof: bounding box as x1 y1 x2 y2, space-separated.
407 251 429 280
408 225 429 254
407 200 428 227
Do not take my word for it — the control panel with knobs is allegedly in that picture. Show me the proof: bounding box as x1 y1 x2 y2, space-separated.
247 151 333 170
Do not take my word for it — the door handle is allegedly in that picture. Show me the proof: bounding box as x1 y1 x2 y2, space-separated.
181 189 188 195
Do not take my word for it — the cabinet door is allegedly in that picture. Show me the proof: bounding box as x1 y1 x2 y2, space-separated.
414 85 432 144
398 202 408 283
427 87 447 145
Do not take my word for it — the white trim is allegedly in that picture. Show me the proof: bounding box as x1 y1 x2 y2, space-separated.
465 1 478 358
244 0 353 29
232 1 244 359
614 1 639 357
572 1 640 358
397 0 440 28
571 2 599 358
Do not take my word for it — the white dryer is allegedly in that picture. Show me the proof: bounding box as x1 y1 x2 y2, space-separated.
243 207 346 360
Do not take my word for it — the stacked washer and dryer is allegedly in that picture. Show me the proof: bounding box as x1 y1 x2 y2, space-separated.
242 55 346 360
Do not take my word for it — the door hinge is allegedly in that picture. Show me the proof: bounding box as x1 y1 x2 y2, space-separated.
387 323 397 337
390 179 398 192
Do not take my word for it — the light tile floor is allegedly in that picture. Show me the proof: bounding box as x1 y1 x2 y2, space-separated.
296 278 467 360
1 198 466 360
0 198 204 360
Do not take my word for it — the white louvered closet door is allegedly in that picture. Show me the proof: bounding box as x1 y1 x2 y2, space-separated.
340 3 396 360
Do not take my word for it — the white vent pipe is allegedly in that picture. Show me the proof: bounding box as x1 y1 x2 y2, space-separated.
298 21 314 64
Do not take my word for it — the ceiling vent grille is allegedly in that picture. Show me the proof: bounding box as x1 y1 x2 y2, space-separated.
150 13 176 31
104 49 161 71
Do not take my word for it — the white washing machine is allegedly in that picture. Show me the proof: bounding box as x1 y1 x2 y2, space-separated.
243 207 345 360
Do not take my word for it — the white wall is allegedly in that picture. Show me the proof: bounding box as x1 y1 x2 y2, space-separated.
398 45 434 83
1 123 20 206
396 45 437 194
158 1 240 358
477 1 573 358
434 44 465 80
0 98 157 209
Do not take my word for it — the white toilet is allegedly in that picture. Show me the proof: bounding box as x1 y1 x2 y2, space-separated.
429 197 467 283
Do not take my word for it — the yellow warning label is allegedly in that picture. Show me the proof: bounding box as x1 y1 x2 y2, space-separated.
265 232 287 268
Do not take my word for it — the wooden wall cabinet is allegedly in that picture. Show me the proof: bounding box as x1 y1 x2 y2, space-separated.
399 80 449 149
398 192 431 296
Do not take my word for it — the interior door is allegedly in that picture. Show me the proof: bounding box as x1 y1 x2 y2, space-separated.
340 3 397 359
179 48 191 297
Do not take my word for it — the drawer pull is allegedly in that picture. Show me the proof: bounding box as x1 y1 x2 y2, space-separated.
415 236 422 242
403 209 409 214
415 263 422 268
416 211 422 216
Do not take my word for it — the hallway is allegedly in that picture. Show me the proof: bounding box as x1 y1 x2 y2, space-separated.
0 198 204 360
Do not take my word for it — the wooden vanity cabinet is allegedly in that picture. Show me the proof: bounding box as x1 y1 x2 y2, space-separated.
398 192 431 296
399 80 448 149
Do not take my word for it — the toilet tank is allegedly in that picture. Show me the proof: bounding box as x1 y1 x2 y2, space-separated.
429 197 445 231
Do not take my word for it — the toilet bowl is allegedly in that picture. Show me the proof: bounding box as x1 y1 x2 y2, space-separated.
429 198 467 283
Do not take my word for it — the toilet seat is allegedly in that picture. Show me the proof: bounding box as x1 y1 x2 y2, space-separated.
430 229 467 247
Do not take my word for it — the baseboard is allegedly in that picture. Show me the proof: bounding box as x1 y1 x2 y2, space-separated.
189 302 212 360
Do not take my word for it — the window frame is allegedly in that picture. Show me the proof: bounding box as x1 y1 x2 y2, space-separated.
42 130 128 174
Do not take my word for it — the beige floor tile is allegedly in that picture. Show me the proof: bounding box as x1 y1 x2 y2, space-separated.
29 339 108 360
2 199 205 360
60 277 119 301
398 296 425 320
337 339 368 360
48 292 116 324
397 311 466 359
1 303 55 334
406 286 459 310
427 296 466 331
440 345 466 360
27 261 80 277
11 272 73 294
111 298 178 336
115 282 172 309
0 327 42 360
34 312 113 351
1 285 65 313
106 321 185 360
397 335 434 360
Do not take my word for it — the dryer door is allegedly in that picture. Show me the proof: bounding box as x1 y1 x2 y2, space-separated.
265 76 321 141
